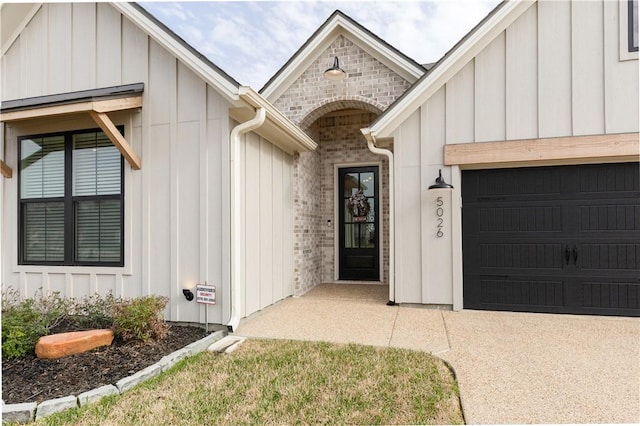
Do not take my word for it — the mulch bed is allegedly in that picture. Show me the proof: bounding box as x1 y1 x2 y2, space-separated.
2 325 209 404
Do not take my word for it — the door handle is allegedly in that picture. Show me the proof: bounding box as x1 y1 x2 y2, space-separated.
564 245 571 265
572 245 578 264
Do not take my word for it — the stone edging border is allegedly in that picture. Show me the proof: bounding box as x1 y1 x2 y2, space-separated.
2 330 227 424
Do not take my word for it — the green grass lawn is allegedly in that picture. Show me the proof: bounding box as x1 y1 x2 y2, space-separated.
37 339 463 425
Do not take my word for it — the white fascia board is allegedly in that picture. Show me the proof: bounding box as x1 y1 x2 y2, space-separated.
238 87 317 153
368 0 535 140
262 15 425 102
1 3 42 55
112 2 240 104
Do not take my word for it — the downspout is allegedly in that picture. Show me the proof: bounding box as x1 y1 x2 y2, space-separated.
227 107 266 332
363 131 395 306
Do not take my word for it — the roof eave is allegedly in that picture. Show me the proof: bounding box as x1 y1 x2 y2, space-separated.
233 87 317 155
367 0 534 140
112 2 241 104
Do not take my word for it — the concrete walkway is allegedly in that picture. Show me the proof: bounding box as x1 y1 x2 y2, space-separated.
235 284 640 424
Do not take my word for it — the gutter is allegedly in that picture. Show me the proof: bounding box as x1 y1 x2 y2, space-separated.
362 129 395 306
226 106 266 332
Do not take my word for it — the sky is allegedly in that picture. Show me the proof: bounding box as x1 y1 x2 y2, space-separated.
140 1 502 90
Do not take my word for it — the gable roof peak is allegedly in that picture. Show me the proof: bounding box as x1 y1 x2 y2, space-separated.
260 7 426 101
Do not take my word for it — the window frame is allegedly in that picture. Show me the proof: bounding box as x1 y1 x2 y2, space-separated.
18 127 125 267
629 0 639 52
620 0 639 60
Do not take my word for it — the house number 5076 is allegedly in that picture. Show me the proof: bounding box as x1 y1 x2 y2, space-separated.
436 197 444 238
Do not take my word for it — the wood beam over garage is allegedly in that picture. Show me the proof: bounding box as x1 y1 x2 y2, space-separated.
444 133 640 168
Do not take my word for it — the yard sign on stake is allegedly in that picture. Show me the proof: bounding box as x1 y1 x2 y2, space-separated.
196 283 216 332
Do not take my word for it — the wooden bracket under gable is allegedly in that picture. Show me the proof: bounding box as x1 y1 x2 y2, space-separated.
88 110 141 170
1 160 12 178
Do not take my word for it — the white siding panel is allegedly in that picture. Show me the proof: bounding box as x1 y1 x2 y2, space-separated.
445 60 475 144
177 121 201 322
96 274 116 295
396 165 422 303
272 149 285 302
148 40 174 125
148 124 172 299
259 139 274 310
475 32 506 143
424 165 453 305
283 155 294 297
96 3 121 87
399 109 420 167
244 133 261 316
47 3 71 94
121 15 148 85
2 36 21 100
25 273 43 298
604 0 640 133
178 62 205 122
72 274 91 298
572 0 605 136
424 86 446 165
538 0 572 138
506 3 538 140
48 273 66 294
23 6 46 97
71 3 96 91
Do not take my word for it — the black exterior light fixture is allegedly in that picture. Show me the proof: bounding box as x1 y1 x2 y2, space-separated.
324 56 346 81
428 169 454 190
183 288 194 301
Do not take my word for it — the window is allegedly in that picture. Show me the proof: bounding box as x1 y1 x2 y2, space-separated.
630 0 639 52
19 128 124 266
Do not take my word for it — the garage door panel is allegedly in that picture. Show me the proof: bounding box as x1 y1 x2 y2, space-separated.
581 281 640 310
478 242 564 270
578 203 640 232
463 162 640 317
464 275 565 310
579 243 640 271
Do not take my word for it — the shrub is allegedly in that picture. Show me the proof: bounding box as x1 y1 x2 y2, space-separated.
66 292 119 331
1 289 69 358
112 295 169 342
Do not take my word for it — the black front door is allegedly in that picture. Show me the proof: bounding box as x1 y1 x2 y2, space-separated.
338 166 379 280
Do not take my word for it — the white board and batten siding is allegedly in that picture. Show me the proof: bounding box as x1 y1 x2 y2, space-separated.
393 0 639 305
1 3 296 324
239 131 295 319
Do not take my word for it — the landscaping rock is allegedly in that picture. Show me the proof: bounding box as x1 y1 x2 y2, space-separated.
35 329 114 359
184 330 227 355
157 348 190 372
115 364 161 394
77 385 120 407
2 402 37 423
35 395 77 420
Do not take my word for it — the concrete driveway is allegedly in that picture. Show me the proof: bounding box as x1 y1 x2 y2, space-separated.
235 284 640 424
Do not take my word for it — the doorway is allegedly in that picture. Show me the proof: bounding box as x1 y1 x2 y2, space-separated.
338 166 380 280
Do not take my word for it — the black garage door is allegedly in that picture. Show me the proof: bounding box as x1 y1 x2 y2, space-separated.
462 162 640 317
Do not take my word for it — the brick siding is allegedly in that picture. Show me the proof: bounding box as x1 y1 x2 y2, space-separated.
273 34 413 294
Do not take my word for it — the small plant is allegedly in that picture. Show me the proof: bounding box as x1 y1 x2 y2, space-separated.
112 295 169 342
66 292 120 331
1 289 68 358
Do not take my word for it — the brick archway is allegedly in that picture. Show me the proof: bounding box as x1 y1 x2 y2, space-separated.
298 96 384 131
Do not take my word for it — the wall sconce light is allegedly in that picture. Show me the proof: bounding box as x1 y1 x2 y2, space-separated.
182 289 194 301
428 169 454 190
324 56 346 81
